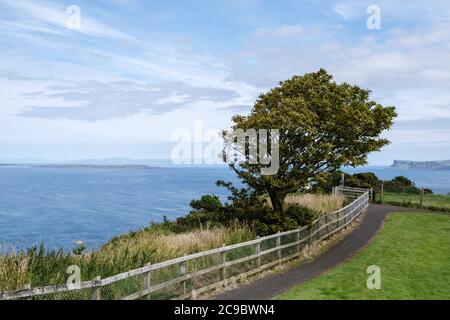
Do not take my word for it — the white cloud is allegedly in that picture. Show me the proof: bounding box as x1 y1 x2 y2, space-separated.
253 25 303 37
333 3 356 20
1 0 450 162
0 0 133 40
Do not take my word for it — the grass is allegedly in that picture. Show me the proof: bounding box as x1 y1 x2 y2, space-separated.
0 225 254 293
285 194 345 213
380 192 450 212
277 212 450 300
0 193 343 298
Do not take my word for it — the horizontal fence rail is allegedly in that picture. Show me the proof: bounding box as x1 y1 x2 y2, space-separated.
0 186 370 300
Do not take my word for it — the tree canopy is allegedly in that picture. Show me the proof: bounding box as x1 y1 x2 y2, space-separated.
225 69 397 219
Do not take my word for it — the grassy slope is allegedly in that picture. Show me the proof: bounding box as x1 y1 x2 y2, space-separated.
381 192 450 211
0 227 254 292
277 212 450 300
1 193 343 292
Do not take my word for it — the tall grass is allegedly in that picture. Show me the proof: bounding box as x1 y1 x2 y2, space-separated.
0 225 254 292
0 193 345 293
285 193 345 213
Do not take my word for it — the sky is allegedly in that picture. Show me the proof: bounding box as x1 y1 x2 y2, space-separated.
0 0 450 165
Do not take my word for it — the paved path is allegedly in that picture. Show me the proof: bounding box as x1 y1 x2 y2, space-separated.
212 204 416 300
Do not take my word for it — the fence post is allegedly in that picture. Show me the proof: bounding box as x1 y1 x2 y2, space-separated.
180 260 187 296
91 276 101 300
370 188 374 203
336 210 340 229
142 263 152 300
380 183 384 203
255 236 261 269
325 214 330 239
420 188 424 207
296 229 300 254
344 207 348 227
276 232 281 260
220 244 226 283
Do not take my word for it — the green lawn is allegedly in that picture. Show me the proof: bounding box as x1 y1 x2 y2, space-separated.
277 212 450 300
380 192 450 212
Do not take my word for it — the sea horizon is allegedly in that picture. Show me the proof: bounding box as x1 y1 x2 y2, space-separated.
1 164 449 252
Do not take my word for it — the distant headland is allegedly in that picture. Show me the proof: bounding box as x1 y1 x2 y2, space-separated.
0 164 153 169
391 160 450 170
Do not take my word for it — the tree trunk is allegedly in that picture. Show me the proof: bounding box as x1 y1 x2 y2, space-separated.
269 193 286 222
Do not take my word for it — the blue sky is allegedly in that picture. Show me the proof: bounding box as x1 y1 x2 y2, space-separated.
0 0 449 165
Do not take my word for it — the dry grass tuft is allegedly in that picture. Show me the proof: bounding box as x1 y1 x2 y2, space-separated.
284 194 345 213
0 226 253 292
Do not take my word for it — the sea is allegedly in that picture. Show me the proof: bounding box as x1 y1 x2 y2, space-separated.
0 165 449 251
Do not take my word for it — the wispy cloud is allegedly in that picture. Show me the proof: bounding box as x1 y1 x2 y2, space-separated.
253 24 303 37
1 0 450 161
18 80 240 121
0 0 133 40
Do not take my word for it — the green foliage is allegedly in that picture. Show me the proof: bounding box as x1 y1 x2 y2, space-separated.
383 176 420 193
170 195 225 231
189 195 222 212
349 172 381 189
226 69 396 219
176 180 322 236
250 204 319 237
313 171 381 193
312 171 343 193
285 204 318 226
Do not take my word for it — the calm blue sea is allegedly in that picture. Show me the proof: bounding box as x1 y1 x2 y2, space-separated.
0 166 237 251
0 165 449 251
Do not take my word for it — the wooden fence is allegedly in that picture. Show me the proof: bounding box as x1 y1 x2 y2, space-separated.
0 187 370 300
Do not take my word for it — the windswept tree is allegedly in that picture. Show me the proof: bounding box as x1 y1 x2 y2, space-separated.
224 69 397 220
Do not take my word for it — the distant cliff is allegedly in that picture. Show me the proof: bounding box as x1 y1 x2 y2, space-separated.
391 160 450 170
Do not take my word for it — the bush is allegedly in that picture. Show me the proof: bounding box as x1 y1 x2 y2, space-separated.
312 171 382 193
351 172 381 189
179 181 324 237
248 204 319 236
383 176 420 193
285 204 318 226
189 195 222 213
174 195 224 231
312 171 343 193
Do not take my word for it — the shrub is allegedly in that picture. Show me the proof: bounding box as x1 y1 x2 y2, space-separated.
312 171 343 193
352 172 381 189
285 204 318 226
250 204 319 236
189 195 222 213
312 171 381 193
383 176 420 193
